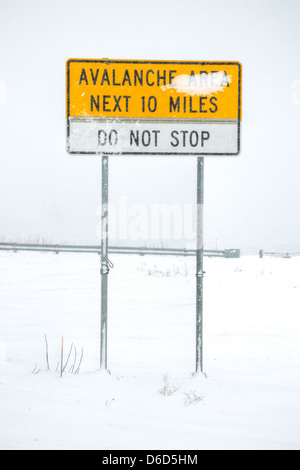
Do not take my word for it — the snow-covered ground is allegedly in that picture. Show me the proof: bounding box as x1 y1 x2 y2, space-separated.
0 250 299 450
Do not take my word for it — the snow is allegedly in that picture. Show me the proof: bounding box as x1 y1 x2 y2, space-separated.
0 250 299 450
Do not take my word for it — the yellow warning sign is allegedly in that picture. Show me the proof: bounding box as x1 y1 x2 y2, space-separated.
67 59 241 120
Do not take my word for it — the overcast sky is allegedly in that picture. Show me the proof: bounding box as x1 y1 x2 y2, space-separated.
0 0 300 253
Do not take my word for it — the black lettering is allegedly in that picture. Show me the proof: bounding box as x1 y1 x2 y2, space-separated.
141 130 151 146
180 130 188 146
146 70 155 86
170 96 180 112
189 96 197 113
101 70 110 86
201 131 210 146
124 96 131 112
122 70 131 86
134 70 143 86
152 130 160 146
91 95 99 111
112 70 121 86
79 68 88 85
148 96 157 113
157 70 166 86
98 130 107 146
189 131 199 147
113 95 122 112
90 69 99 85
103 95 111 112
183 96 187 113
109 130 118 146
209 96 218 113
169 70 177 84
220 71 230 87
170 130 179 147
200 97 207 113
130 130 139 146
98 130 118 146
141 96 156 112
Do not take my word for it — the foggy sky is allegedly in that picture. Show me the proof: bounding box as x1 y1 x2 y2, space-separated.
0 0 300 253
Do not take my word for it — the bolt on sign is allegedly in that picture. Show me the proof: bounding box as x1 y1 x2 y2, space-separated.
66 59 242 155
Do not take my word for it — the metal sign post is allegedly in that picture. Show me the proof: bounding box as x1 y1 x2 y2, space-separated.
196 157 204 373
100 154 109 369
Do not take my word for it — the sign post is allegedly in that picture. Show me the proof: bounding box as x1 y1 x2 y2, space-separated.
66 59 242 372
100 155 109 369
196 157 204 373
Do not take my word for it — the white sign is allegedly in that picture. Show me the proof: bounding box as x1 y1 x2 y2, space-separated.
68 118 238 154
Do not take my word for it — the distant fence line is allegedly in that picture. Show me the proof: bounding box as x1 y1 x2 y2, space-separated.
259 250 300 259
0 243 240 258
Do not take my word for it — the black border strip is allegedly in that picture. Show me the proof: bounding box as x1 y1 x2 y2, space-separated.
66 60 242 156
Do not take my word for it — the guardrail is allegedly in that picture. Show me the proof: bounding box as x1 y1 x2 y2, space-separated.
0 242 101 254
0 243 240 258
108 246 240 258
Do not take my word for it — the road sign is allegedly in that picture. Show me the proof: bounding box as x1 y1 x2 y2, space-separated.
66 59 242 155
